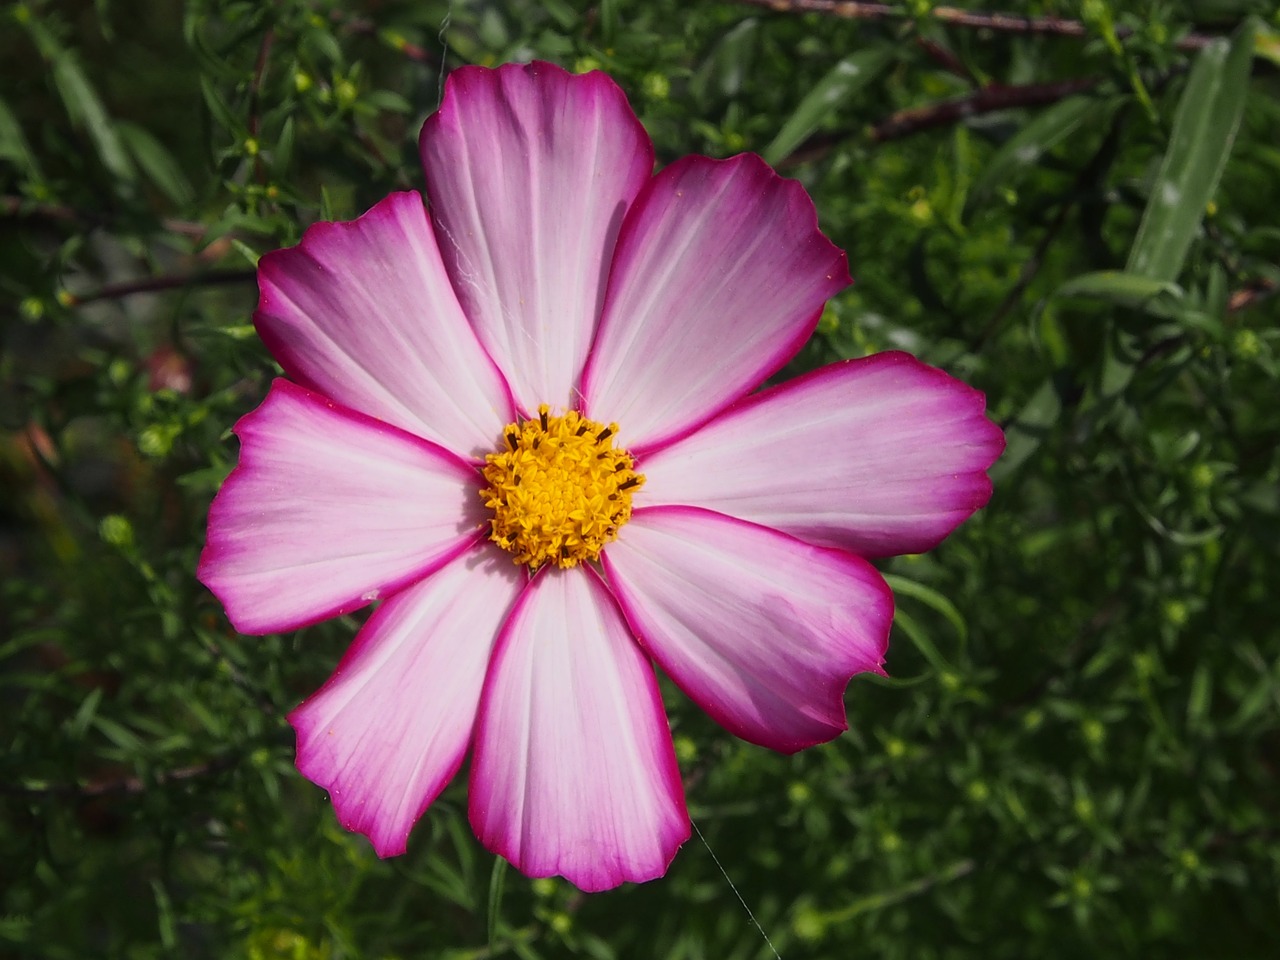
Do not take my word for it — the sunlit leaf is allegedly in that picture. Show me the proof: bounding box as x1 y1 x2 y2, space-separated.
967 95 1116 214
117 122 194 206
762 48 894 165
1126 18 1258 281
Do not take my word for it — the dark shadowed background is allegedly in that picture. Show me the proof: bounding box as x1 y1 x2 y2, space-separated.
2 1 1279 957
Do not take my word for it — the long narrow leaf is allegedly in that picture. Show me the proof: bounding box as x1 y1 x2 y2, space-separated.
1055 270 1184 314
967 95 1110 215
763 48 893 165
1126 18 1257 281
0 96 41 176
117 122 194 206
46 43 136 184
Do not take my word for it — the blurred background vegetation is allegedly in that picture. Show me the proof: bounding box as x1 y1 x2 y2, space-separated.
3 0 1279 957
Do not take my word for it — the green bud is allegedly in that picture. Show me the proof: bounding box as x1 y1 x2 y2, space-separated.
99 514 134 548
642 72 670 100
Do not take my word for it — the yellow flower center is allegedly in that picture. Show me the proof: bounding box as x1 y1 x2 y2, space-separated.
481 405 644 571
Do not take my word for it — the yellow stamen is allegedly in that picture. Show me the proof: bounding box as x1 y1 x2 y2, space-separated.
481 405 643 570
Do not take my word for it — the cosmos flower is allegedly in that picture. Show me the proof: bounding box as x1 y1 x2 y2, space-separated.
198 60 1004 892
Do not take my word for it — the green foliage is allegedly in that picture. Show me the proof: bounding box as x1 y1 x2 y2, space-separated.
3 0 1278 958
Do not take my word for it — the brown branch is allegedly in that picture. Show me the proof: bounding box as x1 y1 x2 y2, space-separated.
1 195 209 238
1228 277 1278 313
915 36 977 85
1132 272 1277 369
872 77 1099 142
7 755 238 799
974 107 1129 349
340 16 436 65
61 269 257 307
979 194 1074 341
248 28 276 184
731 0 1219 51
774 76 1100 164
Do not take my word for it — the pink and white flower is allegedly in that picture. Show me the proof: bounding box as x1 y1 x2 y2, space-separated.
198 61 1004 892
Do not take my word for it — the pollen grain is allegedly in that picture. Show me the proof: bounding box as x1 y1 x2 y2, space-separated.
481 405 643 571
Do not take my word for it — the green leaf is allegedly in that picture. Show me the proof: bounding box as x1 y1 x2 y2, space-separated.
319 184 339 221
229 237 261 268
762 48 893 166
68 688 105 740
117 122 194 205
1055 270 1185 314
273 116 296 174
538 0 579 30
0 96 40 176
1186 664 1212 733
0 914 31 944
486 857 508 949
989 378 1060 481
690 18 759 101
1126 18 1258 281
967 96 1111 214
891 608 953 674
884 574 970 651
598 0 618 45
364 89 413 114
48 48 136 185
199 76 247 138
1252 20 1280 68
151 879 177 950
94 715 144 753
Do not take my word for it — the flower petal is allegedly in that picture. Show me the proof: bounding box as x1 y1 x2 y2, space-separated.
289 546 524 857
639 352 1005 557
255 192 515 459
581 153 849 452
603 506 891 753
469 566 688 892
198 380 484 634
419 61 653 413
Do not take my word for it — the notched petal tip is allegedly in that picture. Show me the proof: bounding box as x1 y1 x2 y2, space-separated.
582 151 851 451
252 193 516 458
287 550 524 859
419 59 654 414
639 351 1005 558
604 507 893 755
199 380 483 635
468 567 689 892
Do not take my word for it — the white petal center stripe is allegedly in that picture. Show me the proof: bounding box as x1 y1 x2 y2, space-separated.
255 191 515 459
581 153 849 452
638 352 1005 557
290 547 524 858
604 506 892 753
196 60 1005 893
469 566 689 892
420 63 653 412
198 380 485 635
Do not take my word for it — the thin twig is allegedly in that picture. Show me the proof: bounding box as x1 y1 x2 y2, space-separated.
248 28 276 185
1228 277 1278 313
61 270 257 307
341 15 436 64
2 195 209 238
872 77 1099 142
979 197 1075 340
998 595 1125 716
914 36 977 85
7 755 239 799
777 77 1103 164
973 106 1129 349
731 0 1219 51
